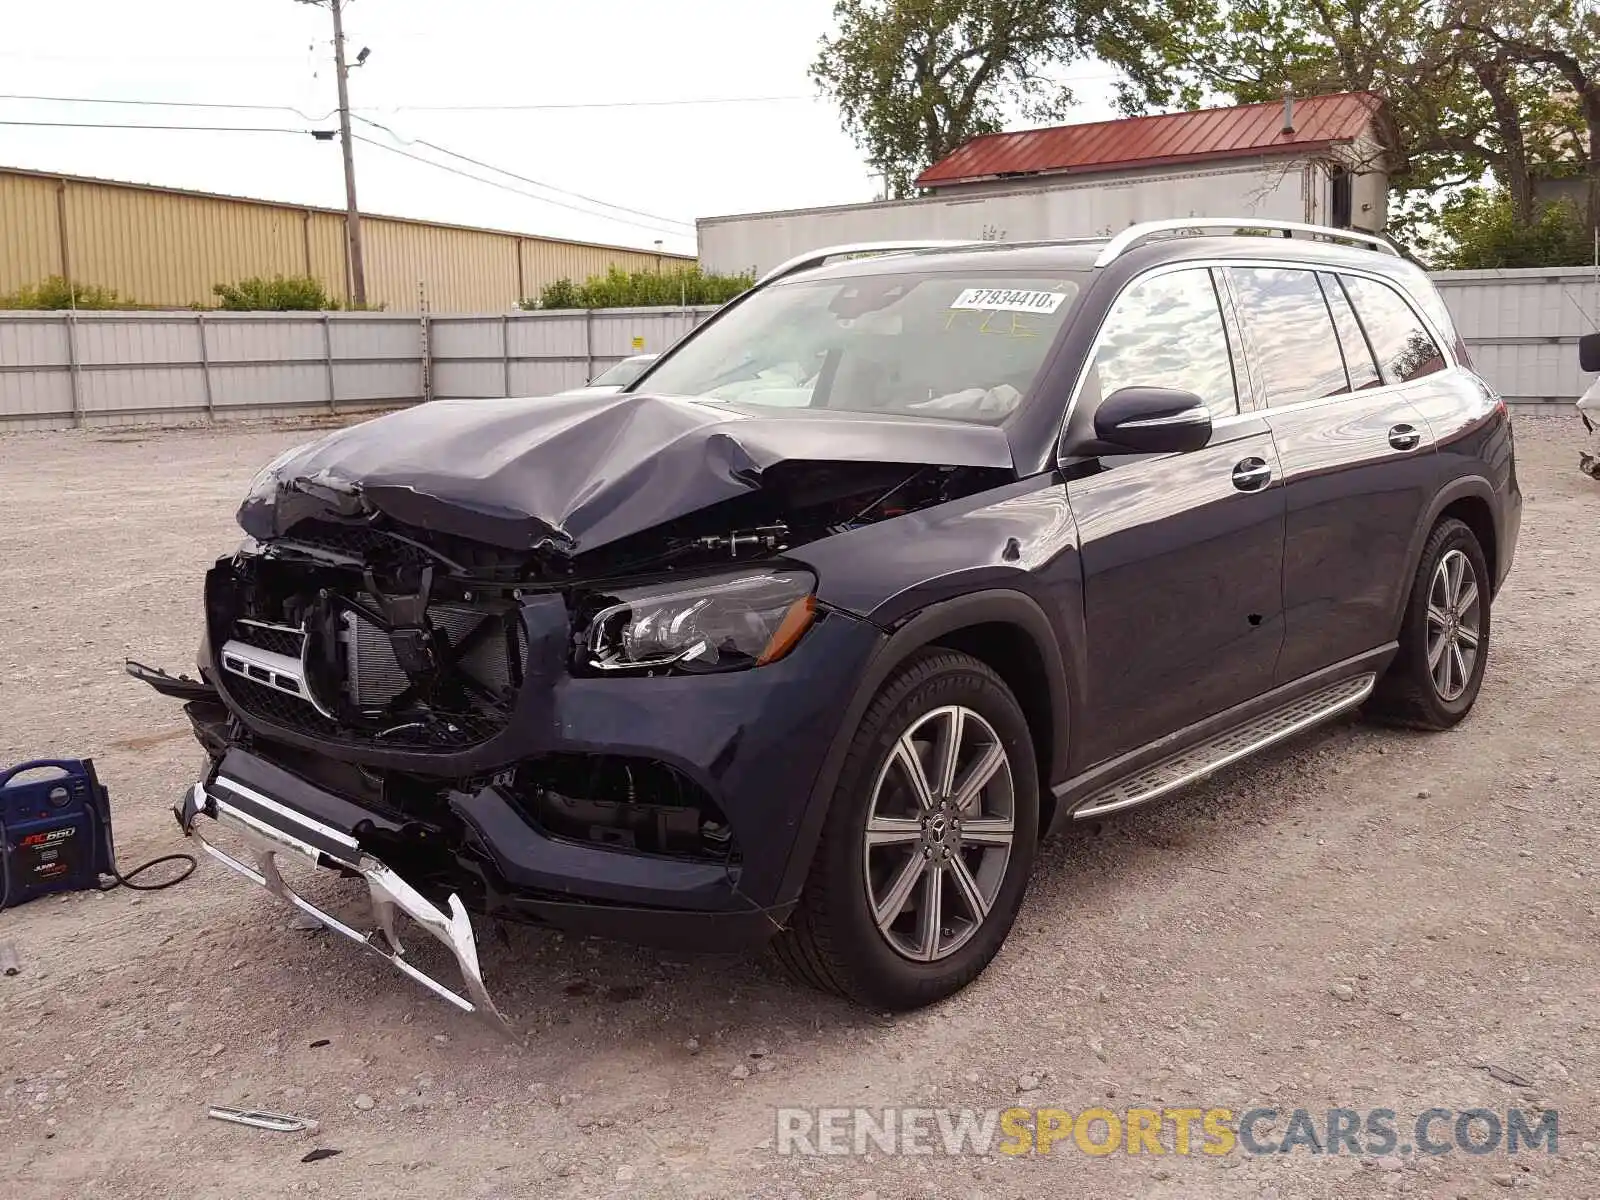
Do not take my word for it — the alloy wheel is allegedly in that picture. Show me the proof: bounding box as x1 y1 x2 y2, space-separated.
862 705 1015 962
1426 548 1481 702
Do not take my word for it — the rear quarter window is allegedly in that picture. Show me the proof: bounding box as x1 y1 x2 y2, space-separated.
1340 275 1447 385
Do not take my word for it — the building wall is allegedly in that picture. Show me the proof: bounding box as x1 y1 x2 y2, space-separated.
0 167 691 313
698 160 1315 276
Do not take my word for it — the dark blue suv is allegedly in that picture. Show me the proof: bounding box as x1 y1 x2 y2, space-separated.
134 220 1520 1025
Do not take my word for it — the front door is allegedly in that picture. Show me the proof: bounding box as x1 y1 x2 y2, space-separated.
1066 267 1287 766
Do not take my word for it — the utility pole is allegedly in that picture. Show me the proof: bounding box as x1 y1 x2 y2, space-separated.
330 0 366 307
301 0 368 307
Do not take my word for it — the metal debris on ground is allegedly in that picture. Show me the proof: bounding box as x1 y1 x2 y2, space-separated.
0 943 19 976
1482 1064 1535 1087
206 1105 319 1133
301 1148 342 1163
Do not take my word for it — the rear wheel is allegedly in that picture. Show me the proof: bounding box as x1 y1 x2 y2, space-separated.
771 649 1039 1009
1367 518 1490 730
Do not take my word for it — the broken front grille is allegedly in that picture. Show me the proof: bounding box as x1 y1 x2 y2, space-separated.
219 598 526 752
225 675 506 749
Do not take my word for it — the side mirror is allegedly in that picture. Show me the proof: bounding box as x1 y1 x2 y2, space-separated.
1581 332 1600 373
1092 386 1213 455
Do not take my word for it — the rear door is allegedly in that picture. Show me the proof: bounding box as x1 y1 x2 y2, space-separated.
1226 266 1440 683
1066 266 1286 765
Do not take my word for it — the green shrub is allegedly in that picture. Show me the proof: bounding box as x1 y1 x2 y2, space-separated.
535 277 583 309
212 274 339 311
0 275 127 309
529 266 753 310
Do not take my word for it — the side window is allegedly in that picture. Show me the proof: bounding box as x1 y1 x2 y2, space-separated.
1319 272 1382 390
1226 267 1350 406
1091 268 1239 419
1340 275 1447 385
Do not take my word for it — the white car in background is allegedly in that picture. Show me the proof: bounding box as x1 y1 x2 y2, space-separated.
559 353 658 395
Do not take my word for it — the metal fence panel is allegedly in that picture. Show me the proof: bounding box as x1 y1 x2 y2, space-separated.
329 315 422 360
510 358 588 397
206 315 325 363
1432 268 1599 407
211 361 328 412
335 359 423 405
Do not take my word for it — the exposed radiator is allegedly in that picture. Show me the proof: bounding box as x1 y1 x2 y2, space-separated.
341 603 519 710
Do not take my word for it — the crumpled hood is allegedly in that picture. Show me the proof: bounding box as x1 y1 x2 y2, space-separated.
237 392 1016 554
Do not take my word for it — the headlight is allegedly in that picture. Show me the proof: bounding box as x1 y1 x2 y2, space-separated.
583 570 817 674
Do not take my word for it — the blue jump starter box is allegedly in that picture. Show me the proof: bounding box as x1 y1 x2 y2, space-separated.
0 758 115 909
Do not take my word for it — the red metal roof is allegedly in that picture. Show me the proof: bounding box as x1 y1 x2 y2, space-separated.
915 92 1382 189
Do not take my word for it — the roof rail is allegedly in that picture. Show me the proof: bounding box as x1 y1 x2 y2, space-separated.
1092 219 1399 268
756 240 981 285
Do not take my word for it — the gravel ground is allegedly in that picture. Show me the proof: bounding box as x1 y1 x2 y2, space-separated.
1 414 1597 1199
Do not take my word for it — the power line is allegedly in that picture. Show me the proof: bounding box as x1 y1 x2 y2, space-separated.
0 116 692 239
373 95 813 112
0 119 314 134
0 89 816 116
0 92 335 120
352 114 692 229
350 134 692 239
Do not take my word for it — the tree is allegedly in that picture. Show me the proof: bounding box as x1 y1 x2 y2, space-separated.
812 0 1205 197
1455 0 1600 229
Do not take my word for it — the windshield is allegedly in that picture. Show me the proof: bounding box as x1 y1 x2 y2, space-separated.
589 355 655 388
639 270 1085 424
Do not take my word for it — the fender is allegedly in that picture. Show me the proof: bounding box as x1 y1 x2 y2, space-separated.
774 589 1072 906
1391 473 1497 635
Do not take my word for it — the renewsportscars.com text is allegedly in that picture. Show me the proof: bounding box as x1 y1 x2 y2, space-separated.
775 1106 1558 1158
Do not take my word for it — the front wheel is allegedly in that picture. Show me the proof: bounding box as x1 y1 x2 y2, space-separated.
1367 517 1491 730
771 649 1039 1010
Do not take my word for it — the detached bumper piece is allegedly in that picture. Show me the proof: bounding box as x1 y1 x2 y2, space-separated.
176 775 508 1031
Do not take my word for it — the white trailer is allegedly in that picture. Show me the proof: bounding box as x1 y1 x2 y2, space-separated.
699 158 1379 277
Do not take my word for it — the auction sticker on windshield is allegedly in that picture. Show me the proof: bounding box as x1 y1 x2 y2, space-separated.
950 288 1069 314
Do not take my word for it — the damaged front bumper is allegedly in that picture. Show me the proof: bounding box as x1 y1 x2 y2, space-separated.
176 772 508 1030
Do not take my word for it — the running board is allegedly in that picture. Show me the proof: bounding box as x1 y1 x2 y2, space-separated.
1072 673 1376 821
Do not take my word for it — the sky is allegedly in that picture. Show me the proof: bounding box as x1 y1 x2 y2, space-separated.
0 0 1122 257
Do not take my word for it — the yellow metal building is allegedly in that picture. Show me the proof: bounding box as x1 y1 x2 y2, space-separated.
0 165 693 312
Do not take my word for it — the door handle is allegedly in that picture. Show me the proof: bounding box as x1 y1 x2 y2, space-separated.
1231 457 1272 491
1388 423 1422 451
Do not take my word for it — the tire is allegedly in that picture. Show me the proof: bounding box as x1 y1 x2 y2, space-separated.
1367 517 1491 730
771 648 1040 1009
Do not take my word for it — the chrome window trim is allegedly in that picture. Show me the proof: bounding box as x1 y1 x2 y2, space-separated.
1055 257 1460 465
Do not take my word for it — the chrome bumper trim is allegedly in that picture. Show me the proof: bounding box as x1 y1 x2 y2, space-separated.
179 779 508 1032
